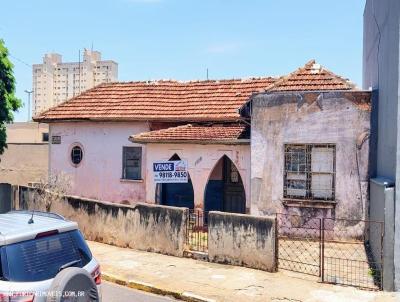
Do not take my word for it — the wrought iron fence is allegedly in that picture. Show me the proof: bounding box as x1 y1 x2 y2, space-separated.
276 213 383 290
186 209 208 252
322 218 383 290
276 213 322 276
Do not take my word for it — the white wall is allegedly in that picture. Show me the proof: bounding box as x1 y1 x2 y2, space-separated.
49 122 149 203
144 143 251 211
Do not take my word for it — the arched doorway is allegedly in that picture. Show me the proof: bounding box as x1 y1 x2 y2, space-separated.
155 154 194 209
204 155 246 214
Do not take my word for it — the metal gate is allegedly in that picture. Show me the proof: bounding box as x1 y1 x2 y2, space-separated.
276 214 383 290
186 209 208 253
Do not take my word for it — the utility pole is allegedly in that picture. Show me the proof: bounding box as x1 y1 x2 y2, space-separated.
24 89 33 121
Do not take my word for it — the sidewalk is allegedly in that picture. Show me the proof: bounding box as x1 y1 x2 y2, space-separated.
88 241 399 302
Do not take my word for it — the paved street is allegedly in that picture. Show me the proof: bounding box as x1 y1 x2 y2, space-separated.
91 241 399 302
102 281 178 302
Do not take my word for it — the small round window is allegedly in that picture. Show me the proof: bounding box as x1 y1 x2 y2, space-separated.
71 145 83 166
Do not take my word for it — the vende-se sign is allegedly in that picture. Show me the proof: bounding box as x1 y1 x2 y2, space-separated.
153 160 188 183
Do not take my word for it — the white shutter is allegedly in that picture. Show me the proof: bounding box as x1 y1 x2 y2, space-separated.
311 147 334 199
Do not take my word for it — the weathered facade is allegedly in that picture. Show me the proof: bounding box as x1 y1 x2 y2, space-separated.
239 60 372 225
249 91 371 221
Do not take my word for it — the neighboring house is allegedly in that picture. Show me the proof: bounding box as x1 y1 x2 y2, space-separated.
363 0 400 291
32 49 118 116
241 61 371 222
34 78 276 206
0 122 49 185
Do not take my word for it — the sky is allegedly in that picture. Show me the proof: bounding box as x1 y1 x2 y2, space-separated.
1 0 366 122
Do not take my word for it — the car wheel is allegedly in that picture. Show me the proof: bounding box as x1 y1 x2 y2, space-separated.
46 267 99 302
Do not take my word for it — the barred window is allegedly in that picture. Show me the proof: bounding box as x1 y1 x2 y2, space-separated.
284 144 335 201
122 147 142 180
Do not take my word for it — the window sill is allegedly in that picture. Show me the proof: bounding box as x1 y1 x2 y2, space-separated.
120 178 144 183
282 199 336 209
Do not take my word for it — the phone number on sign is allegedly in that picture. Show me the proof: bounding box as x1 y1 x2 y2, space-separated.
157 171 187 178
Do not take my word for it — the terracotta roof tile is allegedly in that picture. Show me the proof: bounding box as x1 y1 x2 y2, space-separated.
265 60 356 92
34 60 358 123
34 78 276 122
130 124 248 144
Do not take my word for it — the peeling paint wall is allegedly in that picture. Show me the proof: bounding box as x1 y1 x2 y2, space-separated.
208 211 276 271
18 186 188 257
49 122 149 204
250 92 371 223
144 143 250 211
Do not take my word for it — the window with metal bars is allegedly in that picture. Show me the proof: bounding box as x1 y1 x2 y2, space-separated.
122 146 142 180
284 144 336 201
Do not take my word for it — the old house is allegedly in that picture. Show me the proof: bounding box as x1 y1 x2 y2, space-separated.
34 60 371 218
33 78 276 209
241 61 371 222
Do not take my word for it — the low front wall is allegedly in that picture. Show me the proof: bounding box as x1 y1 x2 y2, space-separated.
18 186 188 257
208 211 276 272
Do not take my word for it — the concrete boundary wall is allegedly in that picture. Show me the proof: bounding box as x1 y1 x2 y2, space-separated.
370 178 395 291
18 186 188 257
208 211 276 272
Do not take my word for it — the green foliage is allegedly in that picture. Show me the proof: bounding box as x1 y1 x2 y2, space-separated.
0 39 22 154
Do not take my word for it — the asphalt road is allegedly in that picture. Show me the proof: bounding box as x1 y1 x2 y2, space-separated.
102 281 179 302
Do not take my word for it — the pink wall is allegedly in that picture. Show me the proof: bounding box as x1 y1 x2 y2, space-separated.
144 143 251 211
49 122 149 203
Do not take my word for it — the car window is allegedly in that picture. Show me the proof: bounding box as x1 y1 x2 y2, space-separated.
1 230 92 282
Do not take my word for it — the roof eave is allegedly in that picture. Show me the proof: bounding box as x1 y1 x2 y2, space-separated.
262 89 370 95
33 116 245 124
129 138 250 145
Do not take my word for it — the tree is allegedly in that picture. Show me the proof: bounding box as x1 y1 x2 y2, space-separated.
0 39 21 154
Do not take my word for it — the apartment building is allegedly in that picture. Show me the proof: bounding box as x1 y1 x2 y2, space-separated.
32 49 118 116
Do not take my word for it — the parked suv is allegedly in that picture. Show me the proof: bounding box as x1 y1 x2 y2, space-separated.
0 210 101 301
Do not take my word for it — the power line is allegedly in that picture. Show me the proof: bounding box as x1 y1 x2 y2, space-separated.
9 53 32 69
8 52 55 78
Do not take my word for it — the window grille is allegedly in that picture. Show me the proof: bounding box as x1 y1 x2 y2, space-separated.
284 144 335 201
122 146 142 180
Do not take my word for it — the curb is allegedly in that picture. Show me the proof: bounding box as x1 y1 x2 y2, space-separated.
102 273 216 302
